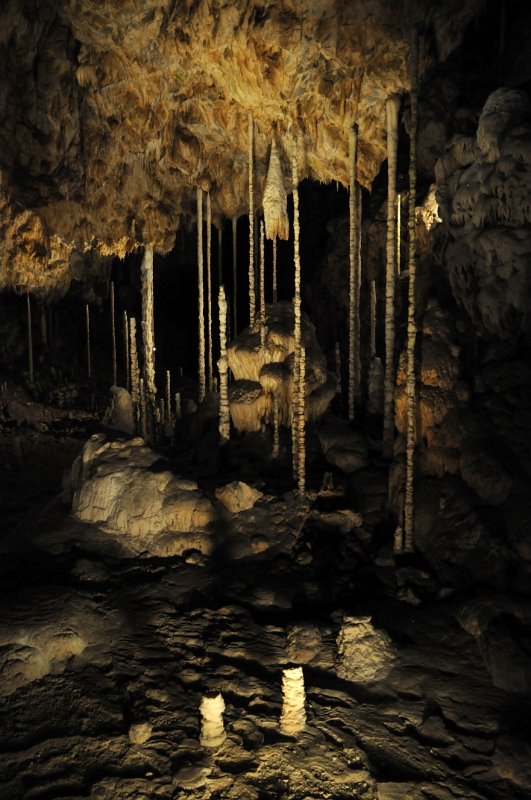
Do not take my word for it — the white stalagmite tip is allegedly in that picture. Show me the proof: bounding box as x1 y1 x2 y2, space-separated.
200 693 226 748
280 666 306 736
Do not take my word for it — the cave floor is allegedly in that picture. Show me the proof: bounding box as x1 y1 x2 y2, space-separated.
0 407 530 800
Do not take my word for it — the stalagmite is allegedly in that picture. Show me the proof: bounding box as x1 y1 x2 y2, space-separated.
139 377 147 441
397 193 402 275
218 226 223 286
166 370 171 426
273 394 279 458
355 181 363 400
259 221 266 348
48 307 53 355
404 27 419 554
298 346 306 496
383 95 401 459
248 112 256 325
200 693 226 749
124 310 130 392
175 392 181 419
291 141 301 477
111 281 117 386
263 137 289 241
140 245 156 398
129 317 140 425
218 285 230 443
280 667 306 736
348 126 357 421
232 216 238 336
370 280 377 358
335 341 342 396
367 277 385 416
85 303 91 381
27 294 33 384
197 186 206 402
272 237 278 303
206 192 213 392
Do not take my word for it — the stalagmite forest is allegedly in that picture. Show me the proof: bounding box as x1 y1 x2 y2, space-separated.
1 2 531 799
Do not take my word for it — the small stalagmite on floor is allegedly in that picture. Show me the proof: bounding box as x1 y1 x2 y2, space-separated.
200 693 226 748
280 667 306 736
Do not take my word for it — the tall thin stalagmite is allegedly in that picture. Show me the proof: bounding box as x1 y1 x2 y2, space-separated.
355 181 362 400
272 238 278 303
111 281 117 386
273 394 279 458
130 317 140 430
218 285 230 443
348 126 358 421
27 294 33 384
124 310 130 392
404 27 419 554
291 141 301 476
218 226 223 286
383 95 400 459
259 221 266 348
197 187 206 402
298 346 306 495
248 112 256 325
141 245 156 398
39 305 47 347
206 193 213 392
370 280 377 358
166 370 171 426
397 193 402 275
139 378 147 440
85 304 91 381
232 216 238 336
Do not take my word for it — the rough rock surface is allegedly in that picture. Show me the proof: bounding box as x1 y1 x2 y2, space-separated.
215 481 263 514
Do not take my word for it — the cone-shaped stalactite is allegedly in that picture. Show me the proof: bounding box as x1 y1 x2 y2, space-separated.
291 141 301 478
383 95 400 459
124 310 130 392
141 244 156 398
404 27 419 554
260 220 266 348
298 346 306 496
206 193 213 392
272 237 278 303
263 137 289 241
348 126 358 421
218 285 230 443
197 187 206 403
248 112 256 325
111 281 117 386
27 294 33 384
232 216 238 336
85 303 91 382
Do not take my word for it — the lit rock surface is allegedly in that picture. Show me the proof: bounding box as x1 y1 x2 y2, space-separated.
215 481 263 514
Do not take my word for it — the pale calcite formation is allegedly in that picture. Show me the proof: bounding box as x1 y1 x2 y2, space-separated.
280 666 306 736
227 301 336 433
200 693 226 748
336 616 397 684
263 138 289 241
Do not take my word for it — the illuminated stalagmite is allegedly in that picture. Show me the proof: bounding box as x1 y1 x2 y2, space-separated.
298 347 306 495
291 142 302 477
110 282 117 387
218 285 230 444
404 27 420 554
259 221 266 349
232 216 238 337
206 193 213 392
348 126 358 421
280 667 306 736
123 310 129 392
248 112 256 326
129 317 140 418
197 187 206 403
383 96 400 459
140 244 155 399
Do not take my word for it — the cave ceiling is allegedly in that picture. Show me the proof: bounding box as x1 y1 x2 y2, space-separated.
0 0 482 297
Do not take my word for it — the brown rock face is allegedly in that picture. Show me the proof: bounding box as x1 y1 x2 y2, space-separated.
0 0 480 296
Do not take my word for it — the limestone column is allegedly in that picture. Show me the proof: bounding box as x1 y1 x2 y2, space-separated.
291 141 301 476
218 285 230 443
197 187 206 402
404 27 419 554
383 95 400 459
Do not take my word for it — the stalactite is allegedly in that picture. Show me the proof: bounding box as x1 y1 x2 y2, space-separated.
370 280 377 358
348 126 357 421
218 226 223 286
124 310 130 392
291 141 301 477
111 281 117 387
272 237 278 303
197 186 206 403
27 294 33 384
248 112 256 325
404 27 419 554
85 303 91 382
259 220 266 349
298 346 306 496
355 181 363 400
273 394 279 458
263 137 289 241
141 244 156 398
232 216 238 337
218 285 230 443
383 95 400 459
397 193 402 276
206 192 213 392
166 370 171 426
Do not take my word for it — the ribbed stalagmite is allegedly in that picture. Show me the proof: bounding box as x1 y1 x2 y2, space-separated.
197 187 206 403
123 310 130 392
232 216 238 337
259 220 266 348
404 27 419 554
166 370 171 426
397 193 402 275
218 285 230 443
139 377 147 441
248 112 256 325
27 294 33 384
206 192 213 392
298 346 306 495
383 95 400 459
129 317 140 430
348 126 358 421
140 244 156 398
272 237 278 303
291 141 301 476
273 394 279 458
355 181 363 400
111 281 117 386
370 280 377 358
